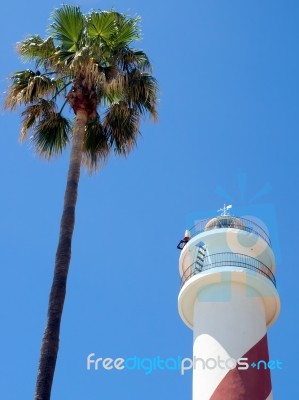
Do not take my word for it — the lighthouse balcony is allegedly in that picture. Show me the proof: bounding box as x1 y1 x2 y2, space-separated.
187 216 271 247
180 252 276 288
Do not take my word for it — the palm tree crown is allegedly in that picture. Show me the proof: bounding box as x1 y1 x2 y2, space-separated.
5 5 158 170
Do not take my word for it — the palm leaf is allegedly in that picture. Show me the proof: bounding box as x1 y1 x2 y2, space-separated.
5 70 59 109
32 111 71 158
112 15 141 46
82 115 109 171
104 101 140 155
53 48 76 65
87 11 117 42
17 36 56 67
113 47 152 72
50 5 84 51
130 50 152 72
20 99 55 141
99 65 119 82
125 70 158 121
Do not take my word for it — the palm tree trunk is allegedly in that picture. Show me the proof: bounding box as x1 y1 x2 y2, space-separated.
34 110 88 400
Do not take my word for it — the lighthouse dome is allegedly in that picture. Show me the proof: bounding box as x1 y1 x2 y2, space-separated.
204 215 244 231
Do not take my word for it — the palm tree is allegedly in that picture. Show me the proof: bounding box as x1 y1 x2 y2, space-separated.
5 5 158 399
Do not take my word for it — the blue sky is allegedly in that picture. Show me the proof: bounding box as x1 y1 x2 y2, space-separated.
0 0 298 398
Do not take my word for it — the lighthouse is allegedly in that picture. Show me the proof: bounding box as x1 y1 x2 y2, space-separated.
177 206 280 400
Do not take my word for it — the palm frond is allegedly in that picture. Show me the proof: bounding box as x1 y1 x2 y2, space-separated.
101 73 125 104
82 115 109 171
99 65 119 82
87 11 117 42
53 48 76 65
49 5 84 51
5 70 59 110
82 61 106 89
113 47 152 73
112 15 141 46
20 99 55 141
131 50 152 72
32 111 71 158
68 48 105 89
103 101 140 155
125 70 158 121
17 36 56 67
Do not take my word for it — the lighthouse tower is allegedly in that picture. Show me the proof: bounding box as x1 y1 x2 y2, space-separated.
178 206 280 400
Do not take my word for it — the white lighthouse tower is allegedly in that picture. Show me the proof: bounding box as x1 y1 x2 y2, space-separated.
178 206 280 400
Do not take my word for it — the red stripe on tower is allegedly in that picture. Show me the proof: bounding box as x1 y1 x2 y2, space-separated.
210 334 271 400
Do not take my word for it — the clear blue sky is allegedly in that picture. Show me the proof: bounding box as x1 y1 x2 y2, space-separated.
0 0 298 399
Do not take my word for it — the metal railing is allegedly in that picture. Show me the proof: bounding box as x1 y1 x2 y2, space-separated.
180 252 276 287
188 216 271 247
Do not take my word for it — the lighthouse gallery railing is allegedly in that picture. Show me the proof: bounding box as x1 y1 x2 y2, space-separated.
188 216 271 247
181 252 276 288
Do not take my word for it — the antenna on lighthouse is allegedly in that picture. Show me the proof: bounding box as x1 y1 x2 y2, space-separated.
217 204 232 216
